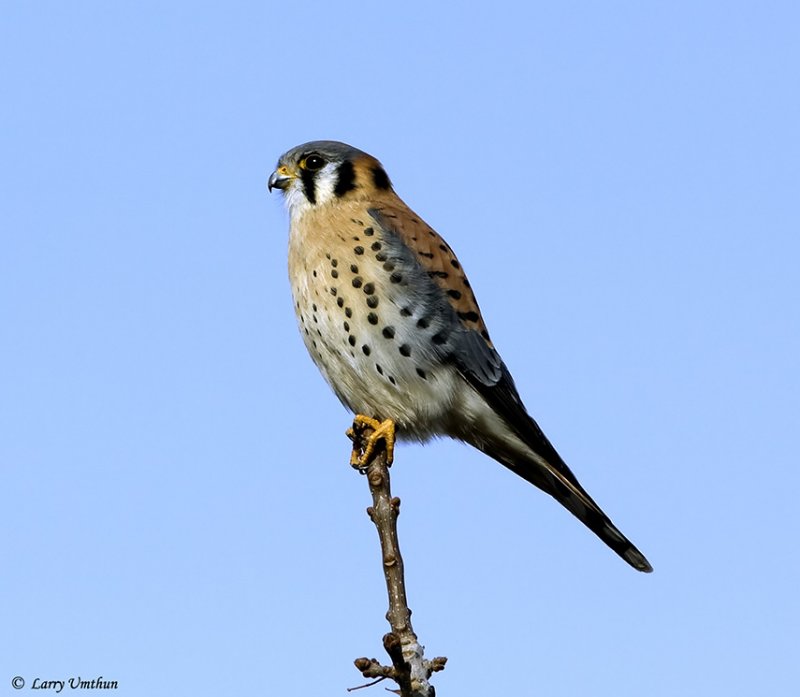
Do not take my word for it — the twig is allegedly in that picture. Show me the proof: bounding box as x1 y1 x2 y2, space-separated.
348 418 447 697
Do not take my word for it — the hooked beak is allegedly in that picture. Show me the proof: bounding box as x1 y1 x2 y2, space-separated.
268 165 294 192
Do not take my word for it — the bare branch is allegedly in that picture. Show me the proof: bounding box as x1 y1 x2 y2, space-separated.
348 418 447 697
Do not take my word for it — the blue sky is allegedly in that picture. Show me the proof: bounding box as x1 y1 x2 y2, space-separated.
2 2 798 695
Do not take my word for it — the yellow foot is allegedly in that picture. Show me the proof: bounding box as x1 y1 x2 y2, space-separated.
346 415 396 468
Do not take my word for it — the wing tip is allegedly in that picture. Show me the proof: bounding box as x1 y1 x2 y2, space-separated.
625 547 654 573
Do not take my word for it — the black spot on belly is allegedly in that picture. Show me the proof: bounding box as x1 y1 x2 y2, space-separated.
388 375 396 385
366 296 379 309
371 241 381 251
383 261 395 272
363 282 375 295
354 245 364 255
447 289 462 300
337 297 345 308
382 326 395 339
389 272 403 284
343 321 350 331
345 306 352 318
352 277 363 288
368 312 379 325
431 331 448 345
348 335 356 347
375 252 388 262
350 264 359 273
362 344 371 356
376 364 384 375
416 367 427 379
416 317 430 329
400 307 412 317
312 270 317 277
330 287 338 296
331 258 338 267
364 227 374 236
331 269 339 279
399 344 411 357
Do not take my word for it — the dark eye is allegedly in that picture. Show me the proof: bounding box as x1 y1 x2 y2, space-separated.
304 154 325 171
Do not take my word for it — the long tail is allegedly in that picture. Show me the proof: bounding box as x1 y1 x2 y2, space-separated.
455 353 652 571
476 438 653 573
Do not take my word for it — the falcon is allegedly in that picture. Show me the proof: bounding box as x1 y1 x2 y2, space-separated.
268 140 652 572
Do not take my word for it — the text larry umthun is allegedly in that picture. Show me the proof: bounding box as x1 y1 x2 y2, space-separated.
30 677 118 691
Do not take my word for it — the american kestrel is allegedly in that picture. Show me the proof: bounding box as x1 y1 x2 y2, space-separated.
268 140 652 573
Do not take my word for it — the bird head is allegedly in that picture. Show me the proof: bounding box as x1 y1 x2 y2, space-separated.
268 140 393 219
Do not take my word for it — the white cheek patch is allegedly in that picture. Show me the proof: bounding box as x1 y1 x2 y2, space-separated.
283 162 340 222
309 163 339 205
